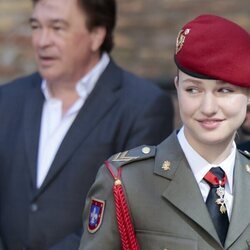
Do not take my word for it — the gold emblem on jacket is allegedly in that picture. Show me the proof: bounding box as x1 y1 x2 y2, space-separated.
162 161 171 171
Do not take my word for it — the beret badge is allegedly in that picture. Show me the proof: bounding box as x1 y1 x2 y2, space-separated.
176 28 190 54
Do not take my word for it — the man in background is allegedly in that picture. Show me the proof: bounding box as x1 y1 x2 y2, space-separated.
0 0 173 249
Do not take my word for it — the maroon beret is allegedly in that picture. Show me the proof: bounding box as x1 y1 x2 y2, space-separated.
174 14 250 87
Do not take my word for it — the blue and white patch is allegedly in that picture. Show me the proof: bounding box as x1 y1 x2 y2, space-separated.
88 198 105 233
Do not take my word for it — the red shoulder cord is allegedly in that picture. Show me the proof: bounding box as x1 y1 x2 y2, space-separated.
105 160 140 250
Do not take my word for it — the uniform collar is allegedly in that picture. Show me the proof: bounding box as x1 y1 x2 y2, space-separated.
177 127 235 193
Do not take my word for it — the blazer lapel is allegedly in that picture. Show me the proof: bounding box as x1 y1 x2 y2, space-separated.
37 60 122 194
225 152 250 248
154 132 221 244
23 75 44 189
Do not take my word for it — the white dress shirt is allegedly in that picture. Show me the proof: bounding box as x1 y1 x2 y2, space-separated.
177 127 235 219
36 53 110 188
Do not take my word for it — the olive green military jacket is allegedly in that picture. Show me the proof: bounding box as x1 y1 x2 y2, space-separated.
79 131 250 250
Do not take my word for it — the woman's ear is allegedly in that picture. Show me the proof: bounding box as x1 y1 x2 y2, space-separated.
247 90 250 104
174 76 179 89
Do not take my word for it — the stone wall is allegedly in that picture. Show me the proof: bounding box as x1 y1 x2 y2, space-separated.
0 0 249 86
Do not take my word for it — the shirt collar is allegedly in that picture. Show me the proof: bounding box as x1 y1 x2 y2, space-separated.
177 127 235 193
76 52 110 98
41 52 110 101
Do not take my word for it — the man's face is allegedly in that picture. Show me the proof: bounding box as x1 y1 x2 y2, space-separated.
30 0 105 85
175 71 248 151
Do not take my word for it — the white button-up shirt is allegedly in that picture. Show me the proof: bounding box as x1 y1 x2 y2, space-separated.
36 53 110 188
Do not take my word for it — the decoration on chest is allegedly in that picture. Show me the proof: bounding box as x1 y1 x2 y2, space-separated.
215 182 227 214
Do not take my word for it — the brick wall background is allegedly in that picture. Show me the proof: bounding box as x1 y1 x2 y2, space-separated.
116 0 250 86
0 0 249 86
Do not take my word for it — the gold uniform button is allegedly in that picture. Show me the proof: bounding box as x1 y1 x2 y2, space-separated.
142 146 150 154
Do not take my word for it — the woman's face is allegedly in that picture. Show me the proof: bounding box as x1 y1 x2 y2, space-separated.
175 71 249 150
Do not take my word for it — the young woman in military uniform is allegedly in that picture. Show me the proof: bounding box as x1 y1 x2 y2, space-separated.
79 14 250 250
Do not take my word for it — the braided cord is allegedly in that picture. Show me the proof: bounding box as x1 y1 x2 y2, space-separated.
105 161 140 250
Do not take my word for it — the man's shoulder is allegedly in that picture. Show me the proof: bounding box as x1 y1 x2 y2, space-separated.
110 60 167 96
123 70 163 94
0 72 41 93
237 141 250 153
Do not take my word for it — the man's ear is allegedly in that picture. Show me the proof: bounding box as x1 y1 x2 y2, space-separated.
91 26 106 52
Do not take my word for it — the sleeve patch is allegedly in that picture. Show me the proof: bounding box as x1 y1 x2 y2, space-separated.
88 198 105 233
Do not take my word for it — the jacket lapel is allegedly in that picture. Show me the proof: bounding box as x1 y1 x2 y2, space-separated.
224 152 250 248
154 132 221 244
23 74 44 189
37 60 122 195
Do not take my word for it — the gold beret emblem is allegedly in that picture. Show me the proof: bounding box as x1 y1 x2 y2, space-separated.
176 28 190 54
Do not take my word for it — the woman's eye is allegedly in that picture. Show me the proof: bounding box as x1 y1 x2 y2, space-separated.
186 87 199 94
219 88 233 93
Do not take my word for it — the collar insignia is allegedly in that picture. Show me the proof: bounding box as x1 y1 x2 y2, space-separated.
162 161 171 171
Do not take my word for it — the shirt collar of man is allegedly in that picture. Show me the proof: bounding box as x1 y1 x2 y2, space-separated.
177 127 235 194
41 52 110 101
